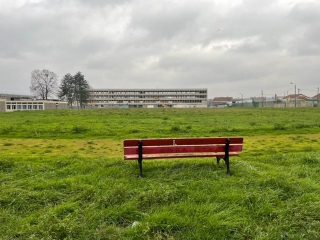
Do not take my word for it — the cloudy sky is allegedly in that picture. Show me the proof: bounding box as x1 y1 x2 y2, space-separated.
0 0 319 98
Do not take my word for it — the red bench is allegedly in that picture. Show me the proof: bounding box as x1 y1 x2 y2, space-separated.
124 137 243 177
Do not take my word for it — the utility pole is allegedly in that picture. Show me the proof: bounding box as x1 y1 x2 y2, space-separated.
240 93 244 107
261 90 264 108
284 91 288 108
294 84 297 108
290 82 297 108
317 88 320 107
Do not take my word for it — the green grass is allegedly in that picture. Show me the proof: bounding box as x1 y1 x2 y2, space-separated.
0 108 320 239
0 108 320 139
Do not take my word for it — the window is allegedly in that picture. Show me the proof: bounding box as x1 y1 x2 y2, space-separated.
6 105 11 110
33 105 38 110
39 105 43 110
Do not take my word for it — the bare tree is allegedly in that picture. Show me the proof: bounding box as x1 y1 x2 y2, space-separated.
30 69 58 100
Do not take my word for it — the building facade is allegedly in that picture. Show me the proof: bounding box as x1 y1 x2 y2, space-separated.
208 97 233 108
88 89 208 108
0 100 5 112
3 100 68 112
0 94 68 112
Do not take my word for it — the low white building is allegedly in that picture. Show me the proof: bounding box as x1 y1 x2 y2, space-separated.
3 100 68 112
0 94 68 112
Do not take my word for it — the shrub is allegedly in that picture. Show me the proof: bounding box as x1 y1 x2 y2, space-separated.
71 126 88 134
3 142 13 147
129 129 140 134
170 126 181 132
273 123 286 130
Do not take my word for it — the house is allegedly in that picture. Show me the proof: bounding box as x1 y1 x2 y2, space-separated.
282 94 313 107
283 94 309 101
208 97 233 108
312 94 320 101
312 94 320 107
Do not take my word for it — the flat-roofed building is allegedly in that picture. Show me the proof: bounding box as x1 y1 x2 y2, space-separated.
0 93 35 101
0 93 68 112
88 89 208 108
4 100 68 112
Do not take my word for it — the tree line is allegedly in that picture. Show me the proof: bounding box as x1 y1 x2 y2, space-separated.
30 69 90 109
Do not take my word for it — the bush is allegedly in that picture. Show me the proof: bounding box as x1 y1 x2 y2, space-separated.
273 123 286 130
170 126 181 132
71 126 88 134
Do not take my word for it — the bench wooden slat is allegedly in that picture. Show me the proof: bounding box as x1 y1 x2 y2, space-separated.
124 137 243 147
124 144 243 155
125 152 241 160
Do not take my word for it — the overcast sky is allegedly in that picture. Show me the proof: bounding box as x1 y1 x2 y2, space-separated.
0 0 319 98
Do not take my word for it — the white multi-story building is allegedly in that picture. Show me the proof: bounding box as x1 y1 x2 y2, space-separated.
88 89 208 108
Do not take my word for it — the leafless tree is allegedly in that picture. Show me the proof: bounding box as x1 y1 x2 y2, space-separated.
30 69 58 100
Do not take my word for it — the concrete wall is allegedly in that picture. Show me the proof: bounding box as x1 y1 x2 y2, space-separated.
44 102 68 110
0 100 5 112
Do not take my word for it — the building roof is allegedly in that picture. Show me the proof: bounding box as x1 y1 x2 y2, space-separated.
89 88 207 92
312 94 320 100
212 97 233 102
251 97 266 101
0 93 34 100
283 94 309 100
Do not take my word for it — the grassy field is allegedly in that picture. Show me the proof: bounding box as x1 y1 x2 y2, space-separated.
0 108 320 239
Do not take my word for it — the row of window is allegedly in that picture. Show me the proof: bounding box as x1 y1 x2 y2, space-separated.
90 96 207 99
89 100 205 104
91 91 207 95
91 93 207 96
6 104 44 110
8 102 42 105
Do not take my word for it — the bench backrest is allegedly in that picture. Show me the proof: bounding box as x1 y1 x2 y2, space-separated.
124 137 243 160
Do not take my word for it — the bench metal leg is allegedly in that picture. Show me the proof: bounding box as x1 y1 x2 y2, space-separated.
224 139 231 176
216 157 221 165
138 158 143 178
138 141 143 178
224 157 230 176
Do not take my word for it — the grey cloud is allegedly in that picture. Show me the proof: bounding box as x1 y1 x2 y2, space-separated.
0 0 319 97
129 1 207 40
290 2 320 23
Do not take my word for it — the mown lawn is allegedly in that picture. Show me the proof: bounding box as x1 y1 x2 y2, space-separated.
0 108 320 239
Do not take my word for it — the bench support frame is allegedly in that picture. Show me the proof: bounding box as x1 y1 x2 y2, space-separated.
130 137 236 177
224 138 231 175
138 141 143 178
216 138 231 175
